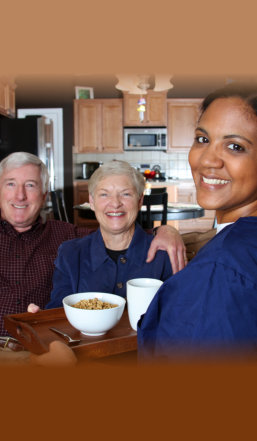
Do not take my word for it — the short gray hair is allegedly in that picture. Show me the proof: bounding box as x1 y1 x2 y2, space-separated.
88 160 145 198
0 152 49 193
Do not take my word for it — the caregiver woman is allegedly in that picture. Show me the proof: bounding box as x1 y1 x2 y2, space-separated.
138 82 257 358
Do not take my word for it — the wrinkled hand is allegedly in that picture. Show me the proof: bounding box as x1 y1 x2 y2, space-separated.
27 303 41 313
30 340 77 367
146 225 187 274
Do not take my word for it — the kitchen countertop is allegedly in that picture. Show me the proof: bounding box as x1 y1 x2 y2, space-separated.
145 179 194 186
74 178 194 185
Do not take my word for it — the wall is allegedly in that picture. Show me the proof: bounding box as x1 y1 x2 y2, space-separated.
75 150 193 180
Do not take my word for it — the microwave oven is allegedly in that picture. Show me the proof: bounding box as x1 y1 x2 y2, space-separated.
124 127 167 151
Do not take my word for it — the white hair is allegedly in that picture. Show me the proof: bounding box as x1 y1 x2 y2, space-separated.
0 152 49 192
88 160 145 198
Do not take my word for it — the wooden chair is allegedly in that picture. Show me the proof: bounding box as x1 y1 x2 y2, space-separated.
50 189 69 222
137 191 168 229
181 228 216 261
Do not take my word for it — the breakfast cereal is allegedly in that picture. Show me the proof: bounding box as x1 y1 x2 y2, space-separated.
72 298 118 310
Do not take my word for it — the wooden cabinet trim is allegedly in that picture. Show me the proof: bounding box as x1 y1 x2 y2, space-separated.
167 98 203 151
74 98 123 154
0 78 16 118
123 91 167 126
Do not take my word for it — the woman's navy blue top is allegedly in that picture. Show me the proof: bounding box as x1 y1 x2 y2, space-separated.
46 223 172 308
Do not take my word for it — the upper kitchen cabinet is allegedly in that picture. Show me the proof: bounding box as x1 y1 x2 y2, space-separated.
74 98 123 153
0 77 16 118
123 91 167 126
167 98 202 150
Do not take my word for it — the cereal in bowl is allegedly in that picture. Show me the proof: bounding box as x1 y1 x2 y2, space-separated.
72 298 118 310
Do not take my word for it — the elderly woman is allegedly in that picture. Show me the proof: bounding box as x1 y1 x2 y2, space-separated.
44 160 173 308
138 82 257 359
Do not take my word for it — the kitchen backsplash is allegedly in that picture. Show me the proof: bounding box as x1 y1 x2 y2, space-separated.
74 150 193 180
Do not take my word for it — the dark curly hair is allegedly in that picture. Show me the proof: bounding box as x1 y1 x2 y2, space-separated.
200 81 257 118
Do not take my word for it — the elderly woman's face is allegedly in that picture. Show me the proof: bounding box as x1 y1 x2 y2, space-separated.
189 97 257 223
89 174 143 236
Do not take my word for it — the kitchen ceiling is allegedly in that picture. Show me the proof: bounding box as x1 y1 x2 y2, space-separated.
15 73 257 104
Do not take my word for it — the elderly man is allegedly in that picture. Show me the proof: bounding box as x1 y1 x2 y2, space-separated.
0 152 187 337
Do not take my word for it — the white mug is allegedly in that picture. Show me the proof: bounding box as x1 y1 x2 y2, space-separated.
126 278 163 331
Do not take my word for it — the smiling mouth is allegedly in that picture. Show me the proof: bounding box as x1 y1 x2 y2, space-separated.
202 176 230 185
12 204 28 209
106 212 125 217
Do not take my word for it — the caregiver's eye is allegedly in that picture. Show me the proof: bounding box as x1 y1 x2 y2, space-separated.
195 135 209 144
227 143 245 153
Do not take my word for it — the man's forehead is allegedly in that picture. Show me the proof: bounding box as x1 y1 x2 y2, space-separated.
2 164 41 179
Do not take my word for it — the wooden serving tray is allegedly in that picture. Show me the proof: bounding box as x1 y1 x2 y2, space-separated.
4 307 137 361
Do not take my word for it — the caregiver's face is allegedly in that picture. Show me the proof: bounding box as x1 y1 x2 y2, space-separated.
189 97 257 223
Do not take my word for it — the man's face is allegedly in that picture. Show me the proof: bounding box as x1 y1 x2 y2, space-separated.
0 164 47 232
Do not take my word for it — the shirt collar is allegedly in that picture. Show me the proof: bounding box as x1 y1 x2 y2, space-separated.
216 222 233 234
89 223 148 270
0 214 44 239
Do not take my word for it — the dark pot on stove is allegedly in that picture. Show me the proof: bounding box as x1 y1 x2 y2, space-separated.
81 162 102 179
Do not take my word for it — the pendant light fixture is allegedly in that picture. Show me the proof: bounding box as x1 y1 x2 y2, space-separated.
115 73 173 122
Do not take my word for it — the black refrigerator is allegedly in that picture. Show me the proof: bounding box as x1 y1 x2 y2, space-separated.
0 114 55 190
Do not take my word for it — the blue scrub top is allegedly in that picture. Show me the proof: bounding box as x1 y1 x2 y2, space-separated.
137 217 257 359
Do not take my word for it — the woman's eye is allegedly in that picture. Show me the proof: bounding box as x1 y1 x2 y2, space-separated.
227 143 245 152
196 135 208 144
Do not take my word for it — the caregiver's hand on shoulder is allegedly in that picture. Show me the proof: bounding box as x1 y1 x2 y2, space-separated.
146 225 187 274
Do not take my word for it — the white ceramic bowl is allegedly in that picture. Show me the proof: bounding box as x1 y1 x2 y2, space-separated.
62 292 126 336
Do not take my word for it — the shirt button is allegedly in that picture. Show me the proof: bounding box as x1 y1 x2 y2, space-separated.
117 282 123 289
120 257 127 264
17 299 21 305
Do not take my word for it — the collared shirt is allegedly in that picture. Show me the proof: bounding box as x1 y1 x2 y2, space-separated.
0 217 90 336
47 223 172 308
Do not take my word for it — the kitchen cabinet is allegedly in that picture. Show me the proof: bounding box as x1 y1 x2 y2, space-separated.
73 180 99 228
123 91 167 126
167 98 202 150
0 77 16 118
150 182 178 203
74 99 123 153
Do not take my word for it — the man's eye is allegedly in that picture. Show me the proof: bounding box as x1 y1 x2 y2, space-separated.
196 135 208 144
6 182 15 187
227 143 245 152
